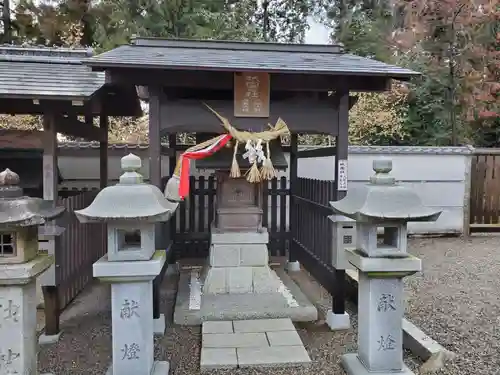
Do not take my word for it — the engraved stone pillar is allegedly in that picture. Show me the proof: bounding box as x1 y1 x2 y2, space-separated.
75 154 178 375
0 168 65 375
329 159 442 375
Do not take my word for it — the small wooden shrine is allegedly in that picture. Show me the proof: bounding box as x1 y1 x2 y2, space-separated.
84 37 420 328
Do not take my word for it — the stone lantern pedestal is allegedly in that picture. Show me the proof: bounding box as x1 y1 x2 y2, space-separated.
0 168 64 375
93 251 168 375
76 154 178 375
330 159 441 375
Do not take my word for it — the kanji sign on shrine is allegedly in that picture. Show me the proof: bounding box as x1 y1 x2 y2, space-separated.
234 71 270 118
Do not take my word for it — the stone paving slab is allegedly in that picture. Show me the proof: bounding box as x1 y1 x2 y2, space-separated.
202 321 234 334
237 345 311 368
200 348 238 372
233 318 295 333
203 332 269 348
200 318 312 371
266 330 303 346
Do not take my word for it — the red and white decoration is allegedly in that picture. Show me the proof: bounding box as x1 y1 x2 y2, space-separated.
178 134 232 199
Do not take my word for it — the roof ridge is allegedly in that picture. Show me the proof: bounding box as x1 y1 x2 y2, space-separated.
131 38 345 54
0 45 93 64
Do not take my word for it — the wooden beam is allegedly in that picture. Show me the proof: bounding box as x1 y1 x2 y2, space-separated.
159 97 341 135
106 69 392 92
99 115 109 189
297 147 337 159
54 115 104 141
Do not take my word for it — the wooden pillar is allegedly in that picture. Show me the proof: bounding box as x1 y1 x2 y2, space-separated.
332 90 349 316
149 86 164 322
41 113 61 337
99 115 109 189
167 134 177 251
288 134 298 263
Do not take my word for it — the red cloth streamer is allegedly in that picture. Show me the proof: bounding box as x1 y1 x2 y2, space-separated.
178 134 232 199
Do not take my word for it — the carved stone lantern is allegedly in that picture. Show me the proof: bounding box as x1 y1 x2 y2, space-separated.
75 154 177 375
330 159 441 375
0 168 64 375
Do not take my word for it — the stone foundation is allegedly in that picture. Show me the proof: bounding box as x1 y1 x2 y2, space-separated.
203 230 283 295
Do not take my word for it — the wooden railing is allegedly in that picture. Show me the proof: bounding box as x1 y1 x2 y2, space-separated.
290 177 336 295
55 191 107 309
172 176 290 259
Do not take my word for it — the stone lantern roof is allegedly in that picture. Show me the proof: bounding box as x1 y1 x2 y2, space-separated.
75 153 177 223
0 168 64 227
330 159 442 223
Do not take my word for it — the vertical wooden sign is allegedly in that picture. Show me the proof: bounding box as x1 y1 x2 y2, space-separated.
234 72 270 118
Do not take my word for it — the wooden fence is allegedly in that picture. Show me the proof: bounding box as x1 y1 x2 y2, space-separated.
56 191 107 308
290 178 336 295
469 149 500 233
42 190 107 336
172 176 289 259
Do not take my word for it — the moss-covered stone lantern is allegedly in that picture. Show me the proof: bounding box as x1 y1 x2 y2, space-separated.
0 168 64 375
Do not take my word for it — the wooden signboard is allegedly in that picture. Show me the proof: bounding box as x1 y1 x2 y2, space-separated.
234 72 270 118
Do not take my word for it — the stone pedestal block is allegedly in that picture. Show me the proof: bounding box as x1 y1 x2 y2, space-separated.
358 275 404 371
0 254 54 375
111 281 155 374
210 244 269 268
94 250 169 375
203 231 282 296
0 283 37 374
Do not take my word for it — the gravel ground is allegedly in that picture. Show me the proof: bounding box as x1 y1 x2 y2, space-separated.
405 235 500 375
39 235 497 375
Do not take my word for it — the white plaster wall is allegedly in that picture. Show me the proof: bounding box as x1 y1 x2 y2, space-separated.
297 149 471 234
56 146 472 235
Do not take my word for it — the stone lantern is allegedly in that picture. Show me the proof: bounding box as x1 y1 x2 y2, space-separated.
0 168 64 375
330 159 441 375
75 154 178 375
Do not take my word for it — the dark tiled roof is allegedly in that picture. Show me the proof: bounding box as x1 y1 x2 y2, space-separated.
86 38 419 79
0 45 105 99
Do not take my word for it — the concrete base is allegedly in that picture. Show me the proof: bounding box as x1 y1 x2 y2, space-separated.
341 353 414 375
287 261 301 272
174 268 317 325
106 360 170 375
153 314 166 335
326 311 350 330
39 331 62 345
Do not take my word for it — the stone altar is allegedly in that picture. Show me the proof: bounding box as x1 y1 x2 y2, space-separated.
0 168 64 375
174 163 317 325
330 159 441 375
75 154 177 375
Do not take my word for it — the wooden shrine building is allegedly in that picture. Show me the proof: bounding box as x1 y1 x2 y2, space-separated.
0 45 141 340
84 37 419 327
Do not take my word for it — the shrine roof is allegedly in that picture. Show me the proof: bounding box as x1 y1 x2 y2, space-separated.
0 45 102 100
0 45 142 116
84 38 419 80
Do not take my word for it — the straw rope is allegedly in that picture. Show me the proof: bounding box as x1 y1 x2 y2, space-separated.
173 104 290 183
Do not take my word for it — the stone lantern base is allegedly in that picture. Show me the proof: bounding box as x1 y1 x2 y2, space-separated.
94 250 169 375
341 353 415 375
0 254 54 375
341 249 421 375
